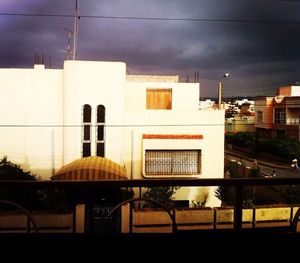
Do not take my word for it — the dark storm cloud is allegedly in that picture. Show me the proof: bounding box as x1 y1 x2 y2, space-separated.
0 1 74 67
0 0 300 96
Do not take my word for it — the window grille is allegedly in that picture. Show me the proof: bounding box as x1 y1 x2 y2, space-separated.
145 150 201 176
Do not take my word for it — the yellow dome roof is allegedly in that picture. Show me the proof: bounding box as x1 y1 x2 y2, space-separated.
52 156 127 180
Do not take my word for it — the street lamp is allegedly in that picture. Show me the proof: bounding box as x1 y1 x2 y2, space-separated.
218 73 230 110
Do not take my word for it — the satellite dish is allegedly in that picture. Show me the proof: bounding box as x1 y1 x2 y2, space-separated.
274 96 284 104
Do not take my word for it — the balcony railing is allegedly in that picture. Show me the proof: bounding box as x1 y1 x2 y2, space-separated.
286 118 300 125
1 178 300 235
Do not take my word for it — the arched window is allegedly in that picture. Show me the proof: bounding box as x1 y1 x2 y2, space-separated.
82 104 91 157
96 105 105 157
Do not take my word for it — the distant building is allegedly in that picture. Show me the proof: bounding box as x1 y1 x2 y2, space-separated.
225 115 255 133
255 85 300 141
0 60 225 206
224 99 255 133
199 99 215 110
235 99 254 107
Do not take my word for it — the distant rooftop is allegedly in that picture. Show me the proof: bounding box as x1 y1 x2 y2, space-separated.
276 85 300 97
126 75 179 83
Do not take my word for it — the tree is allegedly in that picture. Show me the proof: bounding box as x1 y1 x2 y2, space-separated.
225 104 238 118
225 132 300 162
282 185 300 204
142 186 179 209
0 156 41 210
0 156 38 181
215 161 251 207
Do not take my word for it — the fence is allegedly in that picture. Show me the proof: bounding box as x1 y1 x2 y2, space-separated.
1 178 300 234
0 211 73 233
124 205 300 233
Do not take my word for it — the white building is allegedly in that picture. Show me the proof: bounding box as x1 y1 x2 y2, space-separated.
0 60 224 206
199 99 215 110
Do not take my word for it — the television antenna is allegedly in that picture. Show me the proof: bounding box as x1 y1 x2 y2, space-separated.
72 0 80 60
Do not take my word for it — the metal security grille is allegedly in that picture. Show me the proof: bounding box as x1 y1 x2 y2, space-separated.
145 150 201 176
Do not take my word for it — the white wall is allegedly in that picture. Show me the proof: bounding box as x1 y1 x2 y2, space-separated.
125 81 200 111
0 67 63 179
63 60 126 164
291 86 300 96
124 80 223 207
123 110 224 207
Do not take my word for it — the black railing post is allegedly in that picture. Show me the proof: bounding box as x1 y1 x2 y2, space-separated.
129 202 133 233
291 207 300 233
27 215 31 234
234 185 243 232
72 204 77 233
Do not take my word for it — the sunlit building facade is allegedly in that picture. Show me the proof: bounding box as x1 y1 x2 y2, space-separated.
0 60 224 206
255 85 300 141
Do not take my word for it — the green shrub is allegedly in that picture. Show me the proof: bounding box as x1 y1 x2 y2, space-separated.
142 186 180 209
215 163 259 206
283 185 300 204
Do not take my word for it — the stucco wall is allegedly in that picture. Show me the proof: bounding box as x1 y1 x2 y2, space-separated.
123 110 224 207
255 97 274 129
125 81 200 111
63 60 126 165
0 67 63 179
291 86 300 96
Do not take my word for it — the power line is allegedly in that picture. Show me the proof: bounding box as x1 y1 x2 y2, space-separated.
0 12 300 25
0 123 225 128
2 123 300 131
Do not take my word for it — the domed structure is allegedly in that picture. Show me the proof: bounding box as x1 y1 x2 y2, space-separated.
52 156 127 180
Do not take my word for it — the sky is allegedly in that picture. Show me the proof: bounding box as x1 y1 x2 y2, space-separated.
0 0 300 98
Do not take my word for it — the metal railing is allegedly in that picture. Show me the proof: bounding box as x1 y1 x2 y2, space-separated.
0 200 39 233
1 177 300 233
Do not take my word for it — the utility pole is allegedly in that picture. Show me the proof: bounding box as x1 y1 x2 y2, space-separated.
218 73 230 110
218 82 222 110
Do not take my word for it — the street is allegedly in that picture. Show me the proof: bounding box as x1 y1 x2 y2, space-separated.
225 151 300 204
225 152 300 178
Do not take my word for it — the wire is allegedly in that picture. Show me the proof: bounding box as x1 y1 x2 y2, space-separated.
0 12 300 25
0 123 225 128
0 122 296 126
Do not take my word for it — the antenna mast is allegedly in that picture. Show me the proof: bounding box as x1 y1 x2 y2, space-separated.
72 0 80 60
63 28 73 60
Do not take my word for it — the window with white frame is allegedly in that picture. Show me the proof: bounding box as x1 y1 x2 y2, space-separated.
144 150 201 176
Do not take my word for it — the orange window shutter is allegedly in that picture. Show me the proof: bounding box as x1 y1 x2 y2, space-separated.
146 89 172 109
